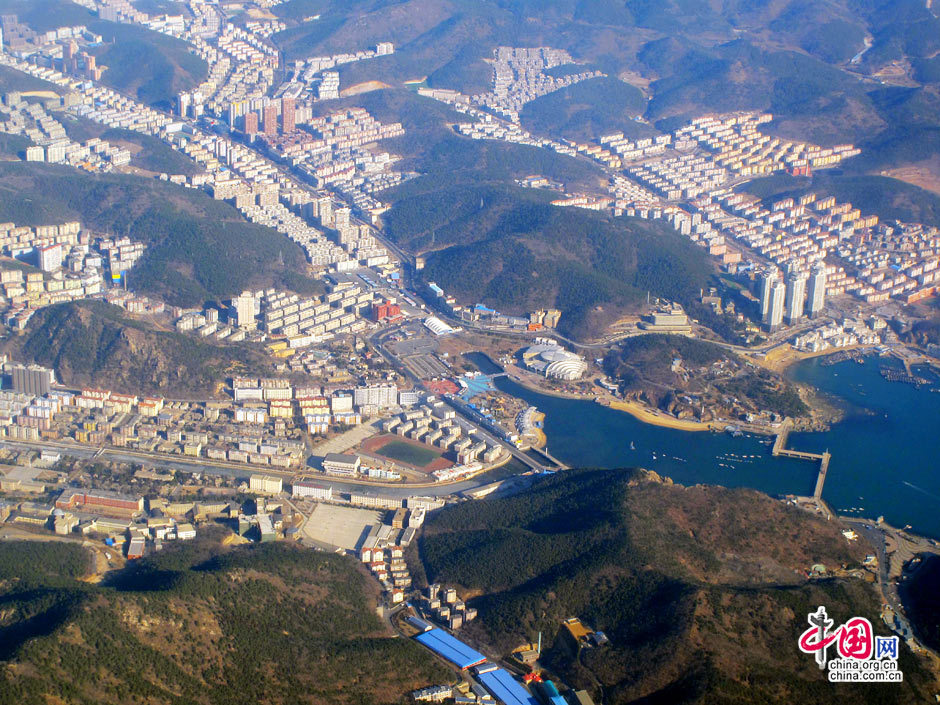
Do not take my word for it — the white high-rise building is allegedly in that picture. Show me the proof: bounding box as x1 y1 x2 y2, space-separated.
759 269 779 321
37 243 63 272
764 280 786 331
232 292 256 329
176 92 191 117
806 263 827 318
353 385 399 408
784 271 808 325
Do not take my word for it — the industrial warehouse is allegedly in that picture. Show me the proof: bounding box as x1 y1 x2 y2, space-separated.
410 625 541 705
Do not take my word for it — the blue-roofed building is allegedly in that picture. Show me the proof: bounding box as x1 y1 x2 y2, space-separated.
414 629 487 670
533 680 567 705
475 666 540 705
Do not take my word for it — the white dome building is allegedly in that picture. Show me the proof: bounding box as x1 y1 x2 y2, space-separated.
521 340 587 381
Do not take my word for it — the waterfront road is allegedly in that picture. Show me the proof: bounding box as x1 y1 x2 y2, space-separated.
839 517 940 643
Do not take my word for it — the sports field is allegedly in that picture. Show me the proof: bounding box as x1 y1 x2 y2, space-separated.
375 440 441 467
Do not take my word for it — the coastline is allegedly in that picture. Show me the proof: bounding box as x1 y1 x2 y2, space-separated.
741 342 874 374
604 398 716 432
502 366 718 432
478 344 935 438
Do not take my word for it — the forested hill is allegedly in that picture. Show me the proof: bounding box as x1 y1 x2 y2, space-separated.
417 468 935 704
383 186 712 339
0 538 448 705
4 300 276 398
0 163 322 306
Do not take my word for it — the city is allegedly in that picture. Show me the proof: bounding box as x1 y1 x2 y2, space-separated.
0 1 938 704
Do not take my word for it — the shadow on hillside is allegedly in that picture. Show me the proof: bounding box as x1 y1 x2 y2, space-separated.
0 588 86 660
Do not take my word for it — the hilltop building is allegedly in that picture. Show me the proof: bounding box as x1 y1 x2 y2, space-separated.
638 304 691 333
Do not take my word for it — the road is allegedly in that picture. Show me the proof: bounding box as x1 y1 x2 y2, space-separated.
0 438 498 499
838 517 940 642
368 326 550 472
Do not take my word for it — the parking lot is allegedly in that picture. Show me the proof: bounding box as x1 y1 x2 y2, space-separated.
400 353 451 379
300 503 382 551
389 335 438 357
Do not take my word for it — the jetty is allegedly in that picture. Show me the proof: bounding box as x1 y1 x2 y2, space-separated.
772 419 832 502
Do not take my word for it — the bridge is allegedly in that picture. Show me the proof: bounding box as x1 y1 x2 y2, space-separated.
527 445 569 470
772 419 831 500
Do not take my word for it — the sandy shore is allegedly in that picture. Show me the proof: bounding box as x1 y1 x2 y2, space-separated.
741 343 874 374
531 412 548 448
505 367 718 432
605 399 717 432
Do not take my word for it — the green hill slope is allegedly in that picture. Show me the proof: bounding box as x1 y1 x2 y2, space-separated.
0 538 449 705
417 468 935 704
89 20 208 111
519 76 654 143
0 163 321 306
5 300 274 397
383 186 711 338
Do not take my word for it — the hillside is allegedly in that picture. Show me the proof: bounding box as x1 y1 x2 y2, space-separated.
0 0 92 32
0 163 322 305
382 186 712 339
603 334 809 420
645 39 884 147
299 88 610 191
0 65 65 96
89 20 208 111
59 116 203 176
417 468 936 704
5 301 274 397
738 173 940 228
0 537 449 705
518 76 653 143
267 0 940 180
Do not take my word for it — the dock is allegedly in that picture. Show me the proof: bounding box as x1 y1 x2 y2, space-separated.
813 452 831 499
772 419 831 500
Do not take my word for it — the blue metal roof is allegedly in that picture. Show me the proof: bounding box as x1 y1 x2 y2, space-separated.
414 629 487 670
476 667 540 705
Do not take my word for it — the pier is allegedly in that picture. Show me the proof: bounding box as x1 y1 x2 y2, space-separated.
772 419 831 500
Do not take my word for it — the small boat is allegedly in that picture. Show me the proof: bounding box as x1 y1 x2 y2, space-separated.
630 441 636 450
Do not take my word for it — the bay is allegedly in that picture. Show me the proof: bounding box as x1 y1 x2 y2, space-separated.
788 356 940 538
469 352 940 539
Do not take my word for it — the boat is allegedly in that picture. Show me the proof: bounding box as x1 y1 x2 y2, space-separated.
630 441 636 450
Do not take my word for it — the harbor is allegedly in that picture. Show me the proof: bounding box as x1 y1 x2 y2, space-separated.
772 418 834 516
484 353 940 539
